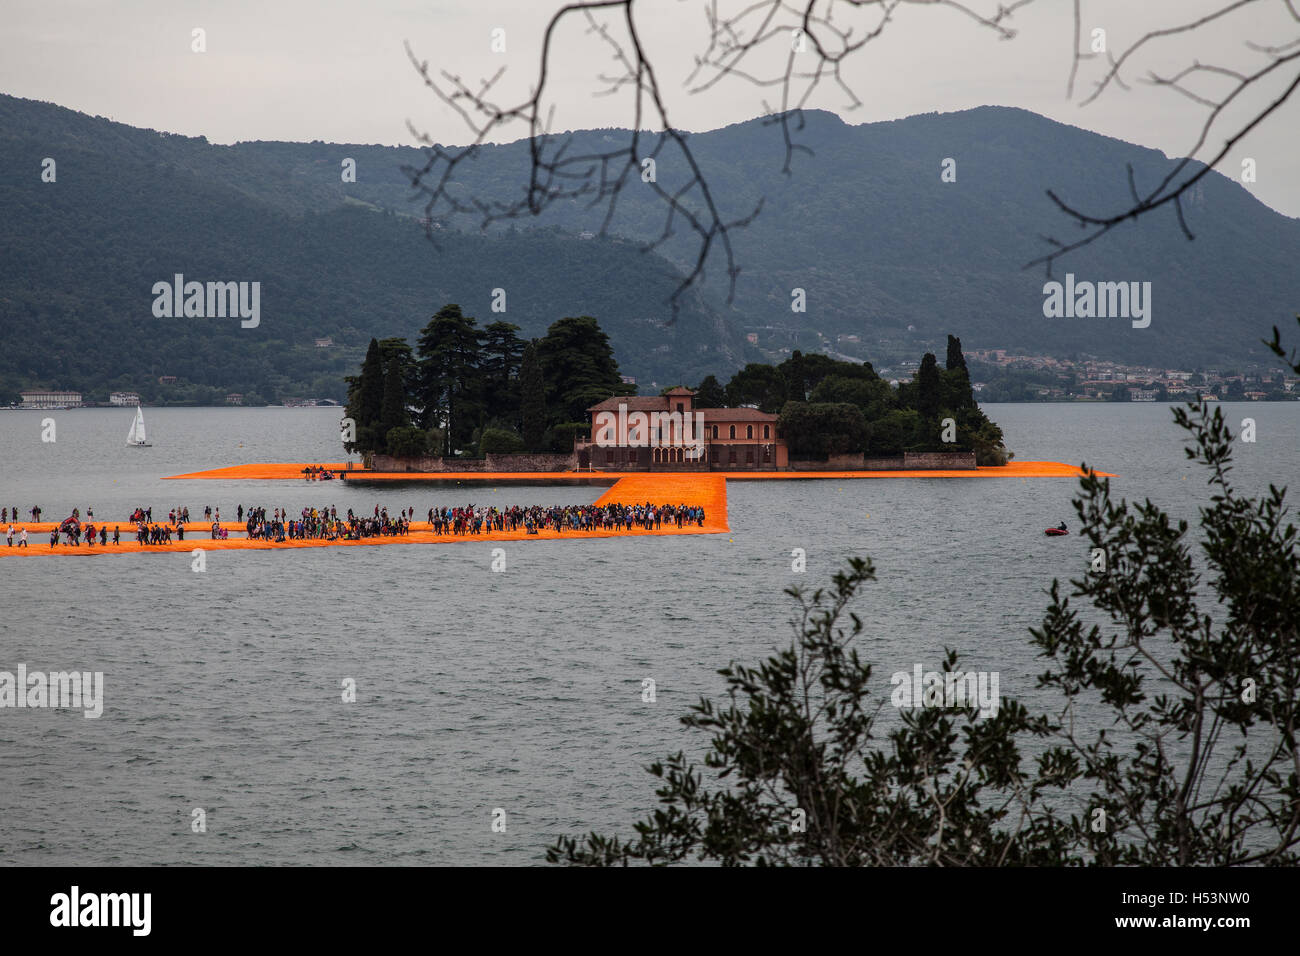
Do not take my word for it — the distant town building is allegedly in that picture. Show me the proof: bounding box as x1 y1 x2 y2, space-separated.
746 333 759 345
619 375 636 385
109 391 141 406
1128 388 1159 402
20 390 82 409
225 393 244 405
158 376 178 385
577 230 595 240
315 337 333 348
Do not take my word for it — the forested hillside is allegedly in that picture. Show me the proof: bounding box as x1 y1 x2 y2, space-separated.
3 93 1297 404
0 96 746 404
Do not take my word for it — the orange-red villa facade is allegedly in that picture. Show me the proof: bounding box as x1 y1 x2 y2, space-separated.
577 387 789 471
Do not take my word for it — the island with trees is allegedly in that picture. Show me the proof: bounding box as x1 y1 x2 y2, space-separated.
343 305 1010 470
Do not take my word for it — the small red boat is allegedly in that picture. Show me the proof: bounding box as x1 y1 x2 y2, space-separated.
1044 527 1069 536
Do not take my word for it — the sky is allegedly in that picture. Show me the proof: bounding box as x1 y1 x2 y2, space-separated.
3 0 1298 217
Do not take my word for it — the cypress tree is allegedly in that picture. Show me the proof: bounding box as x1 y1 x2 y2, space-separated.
520 340 547 452
916 352 942 420
345 338 386 451
379 353 409 445
946 334 969 374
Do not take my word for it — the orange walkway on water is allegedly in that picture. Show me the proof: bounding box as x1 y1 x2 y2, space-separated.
8 461 1110 557
164 462 352 480
164 460 1113 481
1 475 727 556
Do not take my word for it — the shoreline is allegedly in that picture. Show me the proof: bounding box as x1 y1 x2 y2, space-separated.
162 460 1116 482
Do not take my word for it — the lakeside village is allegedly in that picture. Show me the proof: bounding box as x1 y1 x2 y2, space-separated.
961 349 1299 403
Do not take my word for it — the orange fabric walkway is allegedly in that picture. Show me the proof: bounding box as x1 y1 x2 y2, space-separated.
164 460 1113 481
164 463 352 480
1 475 727 556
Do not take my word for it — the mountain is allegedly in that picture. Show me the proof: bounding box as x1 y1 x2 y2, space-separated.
2 94 1297 404
0 96 746 404
314 105 1296 371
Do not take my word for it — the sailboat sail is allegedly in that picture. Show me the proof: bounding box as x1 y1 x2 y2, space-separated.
127 406 148 445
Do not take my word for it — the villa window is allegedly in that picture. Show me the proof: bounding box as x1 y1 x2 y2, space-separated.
764 425 770 439
729 425 736 439
711 425 718 439
746 425 753 439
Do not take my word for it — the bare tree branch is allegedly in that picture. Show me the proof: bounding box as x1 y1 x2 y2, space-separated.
401 1 1300 304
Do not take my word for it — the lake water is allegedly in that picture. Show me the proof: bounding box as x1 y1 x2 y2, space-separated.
1 402 1296 865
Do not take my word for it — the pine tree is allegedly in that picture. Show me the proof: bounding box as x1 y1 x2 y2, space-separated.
693 375 726 408
536 316 633 423
481 321 525 425
416 304 484 456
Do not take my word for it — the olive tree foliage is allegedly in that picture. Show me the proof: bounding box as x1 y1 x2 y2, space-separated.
404 0 1300 304
548 381 1299 865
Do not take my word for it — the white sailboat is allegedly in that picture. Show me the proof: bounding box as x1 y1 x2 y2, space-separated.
126 404 152 447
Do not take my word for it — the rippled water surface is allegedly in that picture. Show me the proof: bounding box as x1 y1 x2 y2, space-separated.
1 403 1296 864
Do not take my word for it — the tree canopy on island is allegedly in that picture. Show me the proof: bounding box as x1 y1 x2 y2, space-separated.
711 336 1010 465
347 320 1009 464
344 308 634 458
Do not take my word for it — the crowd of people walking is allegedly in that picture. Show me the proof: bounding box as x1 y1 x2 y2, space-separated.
5 498 707 548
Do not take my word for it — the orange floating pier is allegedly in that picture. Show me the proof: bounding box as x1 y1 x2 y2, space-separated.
6 461 1112 557
163 460 1114 481
1 474 728 557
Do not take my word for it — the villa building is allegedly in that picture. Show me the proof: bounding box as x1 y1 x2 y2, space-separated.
578 387 787 471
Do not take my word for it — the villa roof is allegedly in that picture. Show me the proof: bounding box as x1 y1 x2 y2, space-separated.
586 395 668 413
699 407 778 422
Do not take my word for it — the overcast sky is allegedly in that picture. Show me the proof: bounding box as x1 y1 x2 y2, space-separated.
4 0 1298 216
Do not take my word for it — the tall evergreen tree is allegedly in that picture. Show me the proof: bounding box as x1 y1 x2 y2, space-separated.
481 321 525 425
945 334 969 374
519 340 547 452
378 337 418 411
916 352 942 420
344 338 385 452
693 374 726 408
536 316 633 423
416 304 484 456
378 353 410 445
942 334 976 411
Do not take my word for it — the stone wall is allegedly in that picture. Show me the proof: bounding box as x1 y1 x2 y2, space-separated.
786 453 869 471
790 451 978 471
371 453 577 473
902 451 977 470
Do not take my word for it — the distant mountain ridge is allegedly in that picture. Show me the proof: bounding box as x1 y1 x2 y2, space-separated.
1 94 1296 403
